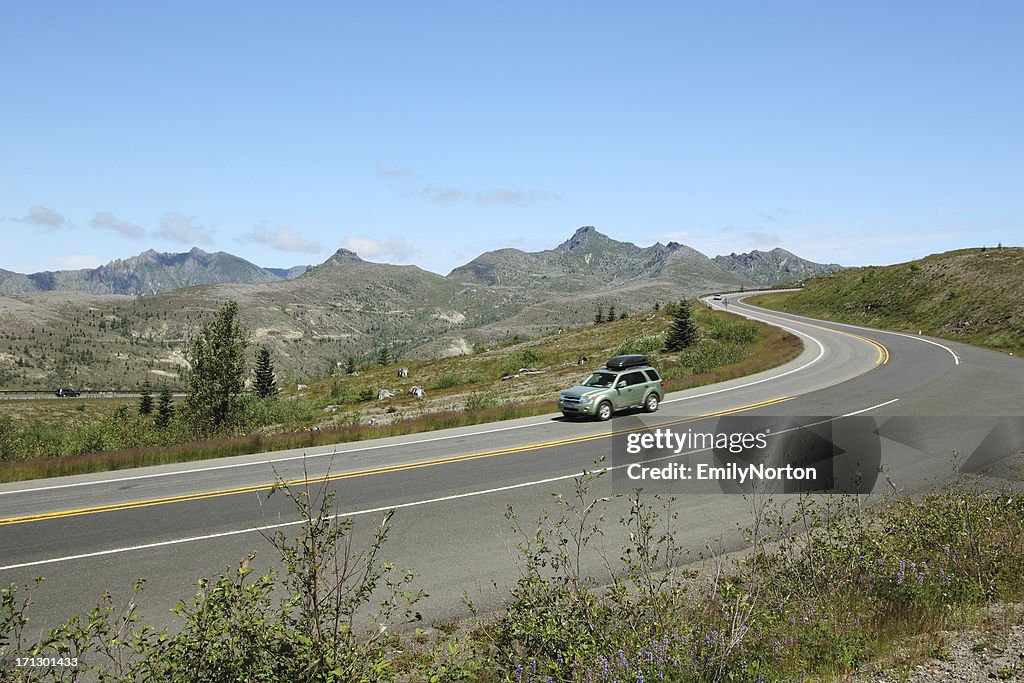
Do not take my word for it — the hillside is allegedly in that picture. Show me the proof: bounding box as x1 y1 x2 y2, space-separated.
748 247 1024 353
0 304 801 475
447 226 743 291
713 247 844 285
265 265 310 280
0 227 836 390
0 248 528 390
0 248 284 296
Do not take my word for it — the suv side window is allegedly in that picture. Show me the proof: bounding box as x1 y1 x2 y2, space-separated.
622 371 646 386
644 369 660 382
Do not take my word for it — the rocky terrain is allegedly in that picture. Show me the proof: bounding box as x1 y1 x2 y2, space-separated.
713 247 843 285
448 225 744 291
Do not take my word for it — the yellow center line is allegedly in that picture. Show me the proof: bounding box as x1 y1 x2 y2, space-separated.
0 396 794 527
733 301 890 365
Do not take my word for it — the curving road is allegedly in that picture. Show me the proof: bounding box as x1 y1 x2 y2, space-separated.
1 295 1022 634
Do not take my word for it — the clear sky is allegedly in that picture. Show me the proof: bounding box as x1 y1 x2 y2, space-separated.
2 1 1021 275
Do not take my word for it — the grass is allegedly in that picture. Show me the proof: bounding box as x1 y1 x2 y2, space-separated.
747 246 1024 355
0 304 803 483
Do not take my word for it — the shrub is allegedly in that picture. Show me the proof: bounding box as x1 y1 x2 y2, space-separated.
680 340 749 374
431 373 463 390
704 316 758 344
615 334 664 356
464 392 499 411
499 348 542 377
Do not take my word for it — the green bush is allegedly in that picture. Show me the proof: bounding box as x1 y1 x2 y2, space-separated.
704 316 759 344
499 348 542 377
615 334 664 356
680 340 750 374
464 392 499 411
431 373 463 390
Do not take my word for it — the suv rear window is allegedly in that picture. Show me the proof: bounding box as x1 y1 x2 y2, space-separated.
643 369 660 382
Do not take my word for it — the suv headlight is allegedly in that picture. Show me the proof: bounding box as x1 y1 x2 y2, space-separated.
578 395 593 403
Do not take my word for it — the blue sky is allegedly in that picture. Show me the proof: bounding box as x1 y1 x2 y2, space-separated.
2 1 1021 275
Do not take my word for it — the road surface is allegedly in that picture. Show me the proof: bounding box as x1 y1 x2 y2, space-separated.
1 295 1021 636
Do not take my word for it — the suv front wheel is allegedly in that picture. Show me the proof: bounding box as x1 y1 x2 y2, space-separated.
644 393 659 413
596 401 613 421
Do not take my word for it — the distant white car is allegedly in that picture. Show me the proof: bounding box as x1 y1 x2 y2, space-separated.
712 294 723 301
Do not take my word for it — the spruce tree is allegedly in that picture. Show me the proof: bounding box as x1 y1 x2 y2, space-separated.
378 345 390 366
156 385 173 428
664 299 699 351
345 357 356 375
607 303 615 321
253 347 277 399
594 306 604 325
183 300 248 435
138 379 154 416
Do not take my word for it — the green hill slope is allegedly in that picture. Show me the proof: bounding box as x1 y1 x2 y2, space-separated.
749 247 1024 353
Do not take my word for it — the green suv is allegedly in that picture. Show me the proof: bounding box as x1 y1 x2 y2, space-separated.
559 354 665 421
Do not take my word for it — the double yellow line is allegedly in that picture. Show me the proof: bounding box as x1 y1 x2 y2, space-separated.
733 302 890 365
0 396 793 527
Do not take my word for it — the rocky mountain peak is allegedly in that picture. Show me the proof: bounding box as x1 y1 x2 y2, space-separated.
324 248 362 264
558 226 604 251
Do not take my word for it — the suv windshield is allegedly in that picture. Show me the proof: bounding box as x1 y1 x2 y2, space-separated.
582 372 616 387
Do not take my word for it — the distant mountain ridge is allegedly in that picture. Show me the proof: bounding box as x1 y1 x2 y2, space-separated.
713 248 844 286
0 248 309 296
0 231 838 298
0 226 844 389
447 225 743 291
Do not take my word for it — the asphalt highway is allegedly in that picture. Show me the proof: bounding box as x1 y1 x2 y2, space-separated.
1 295 1022 637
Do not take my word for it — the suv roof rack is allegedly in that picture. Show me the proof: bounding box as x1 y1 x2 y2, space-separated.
604 354 649 370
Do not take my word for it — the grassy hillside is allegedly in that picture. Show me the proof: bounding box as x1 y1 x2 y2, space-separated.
0 304 801 481
748 247 1024 354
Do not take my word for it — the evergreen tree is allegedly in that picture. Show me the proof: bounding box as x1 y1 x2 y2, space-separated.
378 345 390 366
138 379 153 416
593 306 604 325
345 357 356 375
607 303 616 321
253 347 277 399
664 299 699 351
156 385 173 428
183 300 248 435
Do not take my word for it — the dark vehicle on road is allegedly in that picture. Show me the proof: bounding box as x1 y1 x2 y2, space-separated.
54 388 81 397
558 354 665 421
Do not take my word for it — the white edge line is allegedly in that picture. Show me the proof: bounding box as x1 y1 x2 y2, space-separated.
659 311 827 403
0 314 830 498
729 294 961 366
0 472 586 571
0 398 901 572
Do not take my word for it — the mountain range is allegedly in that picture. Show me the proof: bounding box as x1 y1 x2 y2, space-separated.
0 230 837 297
713 248 843 286
0 227 842 389
0 248 308 296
